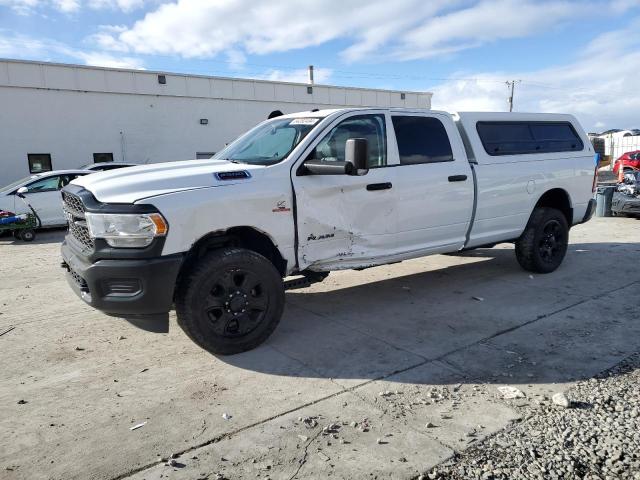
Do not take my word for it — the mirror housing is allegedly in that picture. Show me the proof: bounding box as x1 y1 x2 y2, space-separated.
304 159 354 175
16 186 28 196
301 137 369 176
345 138 368 171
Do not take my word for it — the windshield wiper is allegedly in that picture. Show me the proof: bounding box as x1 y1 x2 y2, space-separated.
219 159 246 164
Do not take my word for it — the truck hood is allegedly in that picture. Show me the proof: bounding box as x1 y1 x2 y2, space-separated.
72 159 265 203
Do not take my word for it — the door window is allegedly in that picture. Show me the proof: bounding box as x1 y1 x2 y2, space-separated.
25 176 61 192
59 174 84 187
310 114 387 168
392 116 453 165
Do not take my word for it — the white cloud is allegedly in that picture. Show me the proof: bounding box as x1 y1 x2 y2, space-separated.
53 0 79 12
225 49 246 71
430 22 640 131
91 0 638 62
262 67 333 84
74 51 145 69
90 0 459 59
0 0 81 13
87 0 145 12
0 30 145 69
392 0 576 60
0 0 41 14
0 0 145 13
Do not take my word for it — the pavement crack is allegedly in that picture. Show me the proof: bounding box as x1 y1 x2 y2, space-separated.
287 428 323 480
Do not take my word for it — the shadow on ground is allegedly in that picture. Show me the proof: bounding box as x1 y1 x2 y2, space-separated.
220 241 640 388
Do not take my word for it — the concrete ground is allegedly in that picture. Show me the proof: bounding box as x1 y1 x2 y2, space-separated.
0 217 639 480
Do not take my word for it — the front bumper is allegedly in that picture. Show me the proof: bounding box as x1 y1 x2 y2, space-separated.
61 240 183 315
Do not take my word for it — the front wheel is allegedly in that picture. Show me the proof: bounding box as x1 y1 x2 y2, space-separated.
20 229 36 242
515 207 569 273
175 247 285 355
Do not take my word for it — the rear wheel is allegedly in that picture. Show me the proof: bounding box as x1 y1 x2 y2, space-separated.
515 207 568 273
175 247 285 355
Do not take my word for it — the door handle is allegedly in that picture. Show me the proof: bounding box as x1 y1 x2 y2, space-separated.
366 182 392 191
448 175 468 182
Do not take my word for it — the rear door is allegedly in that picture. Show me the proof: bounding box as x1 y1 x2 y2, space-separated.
293 112 397 270
390 113 474 252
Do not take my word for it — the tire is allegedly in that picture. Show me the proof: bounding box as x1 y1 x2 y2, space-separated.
175 247 285 355
515 207 569 273
21 229 35 242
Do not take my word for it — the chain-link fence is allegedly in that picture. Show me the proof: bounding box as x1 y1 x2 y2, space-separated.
590 135 640 167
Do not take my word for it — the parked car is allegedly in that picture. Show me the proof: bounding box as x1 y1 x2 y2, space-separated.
80 162 138 172
613 151 640 175
0 170 90 227
61 109 596 355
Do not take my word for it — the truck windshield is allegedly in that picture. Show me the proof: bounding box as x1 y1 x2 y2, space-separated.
214 117 321 165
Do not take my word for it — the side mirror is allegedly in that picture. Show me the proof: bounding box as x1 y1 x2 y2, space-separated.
16 186 28 196
301 137 369 176
303 159 353 175
345 138 368 172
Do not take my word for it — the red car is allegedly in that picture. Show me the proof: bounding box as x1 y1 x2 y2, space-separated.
613 150 640 174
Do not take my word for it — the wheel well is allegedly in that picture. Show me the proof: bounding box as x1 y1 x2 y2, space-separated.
535 188 572 225
180 227 287 279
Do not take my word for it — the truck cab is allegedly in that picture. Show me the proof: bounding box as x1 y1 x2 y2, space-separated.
61 108 596 355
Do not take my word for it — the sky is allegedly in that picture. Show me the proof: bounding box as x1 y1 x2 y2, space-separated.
1 0 639 132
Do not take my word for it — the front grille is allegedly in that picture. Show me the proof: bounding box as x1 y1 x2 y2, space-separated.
69 267 88 291
63 192 95 251
62 192 85 219
69 220 94 251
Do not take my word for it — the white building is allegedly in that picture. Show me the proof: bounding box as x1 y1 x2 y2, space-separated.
0 59 432 185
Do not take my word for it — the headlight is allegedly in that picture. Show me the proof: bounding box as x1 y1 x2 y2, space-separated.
85 212 168 248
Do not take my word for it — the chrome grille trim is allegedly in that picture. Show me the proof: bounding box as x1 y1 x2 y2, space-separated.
63 192 94 251
62 192 86 219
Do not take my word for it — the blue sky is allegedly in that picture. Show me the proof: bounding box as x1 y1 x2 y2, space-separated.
1 0 639 131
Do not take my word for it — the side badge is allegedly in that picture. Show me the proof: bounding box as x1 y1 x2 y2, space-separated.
272 200 291 213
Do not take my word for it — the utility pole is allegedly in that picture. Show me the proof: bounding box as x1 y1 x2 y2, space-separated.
308 65 314 85
506 80 520 112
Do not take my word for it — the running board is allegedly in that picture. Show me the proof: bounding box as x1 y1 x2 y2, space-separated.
283 271 329 291
283 276 312 290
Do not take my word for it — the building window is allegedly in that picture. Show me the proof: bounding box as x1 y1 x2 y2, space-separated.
27 154 52 173
392 116 453 164
476 121 584 156
196 152 216 159
93 153 114 163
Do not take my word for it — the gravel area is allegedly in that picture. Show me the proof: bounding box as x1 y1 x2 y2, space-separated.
425 353 640 480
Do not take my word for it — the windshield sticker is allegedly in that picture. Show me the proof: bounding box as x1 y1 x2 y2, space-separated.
290 118 319 126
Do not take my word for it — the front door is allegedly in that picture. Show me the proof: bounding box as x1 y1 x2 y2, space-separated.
22 174 84 226
293 113 397 270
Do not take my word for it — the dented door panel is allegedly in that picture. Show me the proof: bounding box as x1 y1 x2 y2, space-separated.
295 168 397 270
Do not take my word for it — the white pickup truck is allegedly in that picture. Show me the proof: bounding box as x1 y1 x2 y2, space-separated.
61 108 596 354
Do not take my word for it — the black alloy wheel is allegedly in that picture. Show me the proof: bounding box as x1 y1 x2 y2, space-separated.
176 247 285 355
538 219 566 265
204 268 269 338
